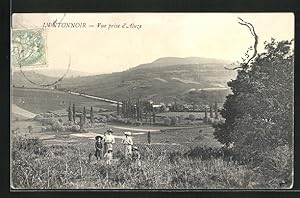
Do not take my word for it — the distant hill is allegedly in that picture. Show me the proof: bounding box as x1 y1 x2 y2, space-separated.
12 57 237 105
34 69 92 78
12 71 57 88
59 57 237 104
12 69 92 88
132 57 232 70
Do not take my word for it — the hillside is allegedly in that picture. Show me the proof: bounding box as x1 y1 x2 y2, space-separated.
12 71 58 88
12 57 237 105
59 57 237 104
132 57 232 70
34 69 92 78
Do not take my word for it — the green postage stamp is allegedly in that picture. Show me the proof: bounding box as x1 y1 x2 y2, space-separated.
11 28 47 67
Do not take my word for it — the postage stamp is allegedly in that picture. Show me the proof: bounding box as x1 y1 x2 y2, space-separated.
11 28 47 67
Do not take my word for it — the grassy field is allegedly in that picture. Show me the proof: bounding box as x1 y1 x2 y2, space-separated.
12 87 116 114
157 112 206 119
11 116 291 189
11 116 221 152
11 129 284 189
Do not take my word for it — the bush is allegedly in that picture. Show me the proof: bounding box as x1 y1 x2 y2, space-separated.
207 117 213 124
188 114 196 121
40 117 58 125
71 125 80 132
178 115 185 124
185 146 239 162
170 116 178 126
254 145 293 187
42 113 53 118
33 114 43 121
27 125 33 133
95 115 107 123
164 117 171 126
134 121 143 126
46 125 52 131
105 115 114 122
52 121 63 131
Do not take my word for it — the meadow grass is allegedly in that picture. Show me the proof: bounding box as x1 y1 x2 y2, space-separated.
11 133 284 189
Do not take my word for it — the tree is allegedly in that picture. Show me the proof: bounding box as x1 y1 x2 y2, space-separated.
189 114 196 121
79 113 84 131
68 104 73 122
117 103 120 115
83 107 86 125
72 104 76 123
164 117 171 126
209 104 214 118
214 102 219 119
90 106 94 125
214 39 294 159
204 107 208 123
28 125 33 133
170 116 178 126
121 100 125 116
147 131 151 145
136 101 140 121
139 101 144 121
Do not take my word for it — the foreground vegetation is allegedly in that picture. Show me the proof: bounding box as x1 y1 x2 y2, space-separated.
11 133 291 189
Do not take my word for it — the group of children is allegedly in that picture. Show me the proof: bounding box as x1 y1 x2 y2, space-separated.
94 128 141 166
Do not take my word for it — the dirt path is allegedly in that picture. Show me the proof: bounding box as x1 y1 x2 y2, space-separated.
106 124 207 132
12 104 37 119
70 132 125 140
106 125 160 132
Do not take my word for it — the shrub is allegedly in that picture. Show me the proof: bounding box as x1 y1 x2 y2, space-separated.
207 117 213 124
96 115 107 123
46 117 57 125
254 145 293 187
52 121 63 131
164 117 171 126
188 114 196 121
178 115 184 124
41 126 47 132
134 121 143 126
106 115 114 122
42 113 53 118
27 125 33 133
33 114 43 121
170 116 178 126
46 125 52 131
71 125 80 132
167 151 183 163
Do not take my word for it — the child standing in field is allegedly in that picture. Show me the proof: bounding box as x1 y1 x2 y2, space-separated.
94 136 103 160
132 146 141 167
103 128 115 154
104 148 113 165
122 131 133 159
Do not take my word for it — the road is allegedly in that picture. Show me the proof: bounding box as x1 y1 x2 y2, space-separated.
106 125 160 132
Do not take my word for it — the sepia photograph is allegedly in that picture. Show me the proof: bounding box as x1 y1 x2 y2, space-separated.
10 13 294 190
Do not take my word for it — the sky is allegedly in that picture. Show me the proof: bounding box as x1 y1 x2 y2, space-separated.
12 13 294 74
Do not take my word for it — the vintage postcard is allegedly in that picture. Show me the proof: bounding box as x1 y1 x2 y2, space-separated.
11 13 294 190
